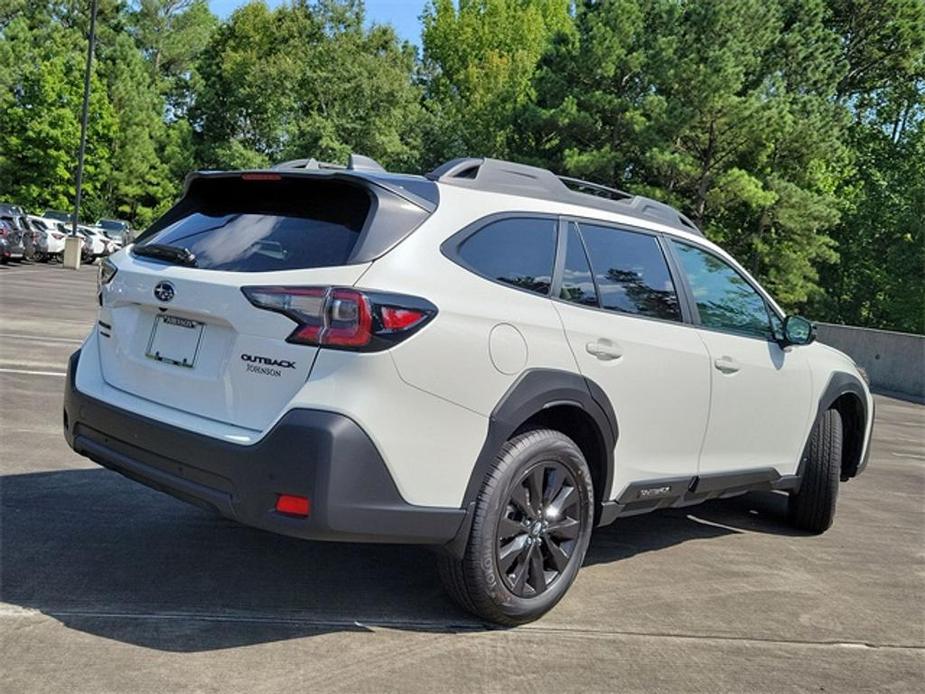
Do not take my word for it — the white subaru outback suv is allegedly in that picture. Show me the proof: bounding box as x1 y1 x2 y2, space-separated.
64 155 873 625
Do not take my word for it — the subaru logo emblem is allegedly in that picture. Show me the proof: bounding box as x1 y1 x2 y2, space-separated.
153 281 175 303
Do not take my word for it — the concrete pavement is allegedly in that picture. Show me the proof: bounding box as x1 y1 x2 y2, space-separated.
1 261 923 692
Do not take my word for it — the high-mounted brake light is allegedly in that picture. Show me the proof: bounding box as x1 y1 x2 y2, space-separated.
241 286 436 351
241 173 282 181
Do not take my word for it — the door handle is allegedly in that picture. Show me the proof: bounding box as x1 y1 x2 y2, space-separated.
586 341 623 361
713 356 742 374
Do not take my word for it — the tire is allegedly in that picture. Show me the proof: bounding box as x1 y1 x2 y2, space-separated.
438 428 594 625
788 408 843 533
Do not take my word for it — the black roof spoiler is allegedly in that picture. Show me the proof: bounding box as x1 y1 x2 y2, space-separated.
196 152 701 236
272 153 386 173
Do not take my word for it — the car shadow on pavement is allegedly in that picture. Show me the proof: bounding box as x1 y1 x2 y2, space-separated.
1 468 805 652
585 489 807 566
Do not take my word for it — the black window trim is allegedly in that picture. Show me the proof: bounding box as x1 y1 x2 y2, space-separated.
551 219 600 307
664 237 785 344
441 210 785 343
440 211 561 299
552 215 694 326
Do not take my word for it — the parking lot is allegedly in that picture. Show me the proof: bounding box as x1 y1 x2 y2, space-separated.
0 261 922 692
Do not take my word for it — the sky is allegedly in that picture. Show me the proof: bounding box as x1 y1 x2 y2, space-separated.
207 1 428 45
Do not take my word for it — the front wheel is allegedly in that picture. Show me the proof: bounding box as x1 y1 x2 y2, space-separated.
789 408 843 533
438 428 594 625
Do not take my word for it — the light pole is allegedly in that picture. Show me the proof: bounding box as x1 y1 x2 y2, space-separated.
72 0 99 237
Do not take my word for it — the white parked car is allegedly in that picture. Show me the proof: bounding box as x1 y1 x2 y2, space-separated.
64 155 873 625
94 218 132 249
27 215 67 261
76 225 111 262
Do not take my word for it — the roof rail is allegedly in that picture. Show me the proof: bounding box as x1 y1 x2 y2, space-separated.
558 176 632 201
426 157 702 236
273 153 387 173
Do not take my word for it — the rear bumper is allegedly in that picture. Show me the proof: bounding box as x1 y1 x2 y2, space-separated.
63 350 465 544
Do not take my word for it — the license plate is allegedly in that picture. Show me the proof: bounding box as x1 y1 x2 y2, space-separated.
145 314 205 368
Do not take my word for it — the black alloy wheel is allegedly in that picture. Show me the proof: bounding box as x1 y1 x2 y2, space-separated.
496 461 582 598
438 428 594 625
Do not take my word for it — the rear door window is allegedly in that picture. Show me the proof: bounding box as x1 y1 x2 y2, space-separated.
579 223 682 321
136 177 371 272
456 217 557 295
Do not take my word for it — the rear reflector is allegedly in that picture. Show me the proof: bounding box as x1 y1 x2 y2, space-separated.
276 494 310 517
242 286 436 352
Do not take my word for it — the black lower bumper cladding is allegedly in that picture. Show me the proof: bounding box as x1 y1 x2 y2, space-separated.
63 350 464 544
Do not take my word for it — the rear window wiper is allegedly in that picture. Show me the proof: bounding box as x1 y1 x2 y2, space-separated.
134 243 198 267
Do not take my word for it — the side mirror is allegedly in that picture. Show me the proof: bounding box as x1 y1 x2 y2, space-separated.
783 315 815 346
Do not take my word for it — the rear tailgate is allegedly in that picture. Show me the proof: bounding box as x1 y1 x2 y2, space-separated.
96 172 411 432
98 258 369 431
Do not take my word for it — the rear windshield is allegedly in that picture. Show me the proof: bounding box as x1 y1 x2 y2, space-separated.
135 176 371 272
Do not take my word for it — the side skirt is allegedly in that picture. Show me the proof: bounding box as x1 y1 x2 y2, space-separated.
598 468 800 525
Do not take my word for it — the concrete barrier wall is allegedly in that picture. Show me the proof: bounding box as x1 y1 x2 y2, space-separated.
816 323 925 399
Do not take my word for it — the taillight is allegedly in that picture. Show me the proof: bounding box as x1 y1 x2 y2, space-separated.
98 257 118 287
242 286 436 351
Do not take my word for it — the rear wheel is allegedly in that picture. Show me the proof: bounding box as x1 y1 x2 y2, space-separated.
438 428 594 625
788 408 842 533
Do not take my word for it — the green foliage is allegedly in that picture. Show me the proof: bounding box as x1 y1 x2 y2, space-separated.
810 0 925 333
0 0 921 332
130 0 218 118
100 32 174 226
421 0 572 161
0 14 116 218
192 1 422 170
525 0 851 307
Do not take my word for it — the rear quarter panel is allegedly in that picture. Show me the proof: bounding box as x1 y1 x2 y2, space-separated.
357 189 578 417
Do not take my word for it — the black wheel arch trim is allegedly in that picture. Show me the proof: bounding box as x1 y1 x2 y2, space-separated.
448 368 617 557
800 370 871 481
